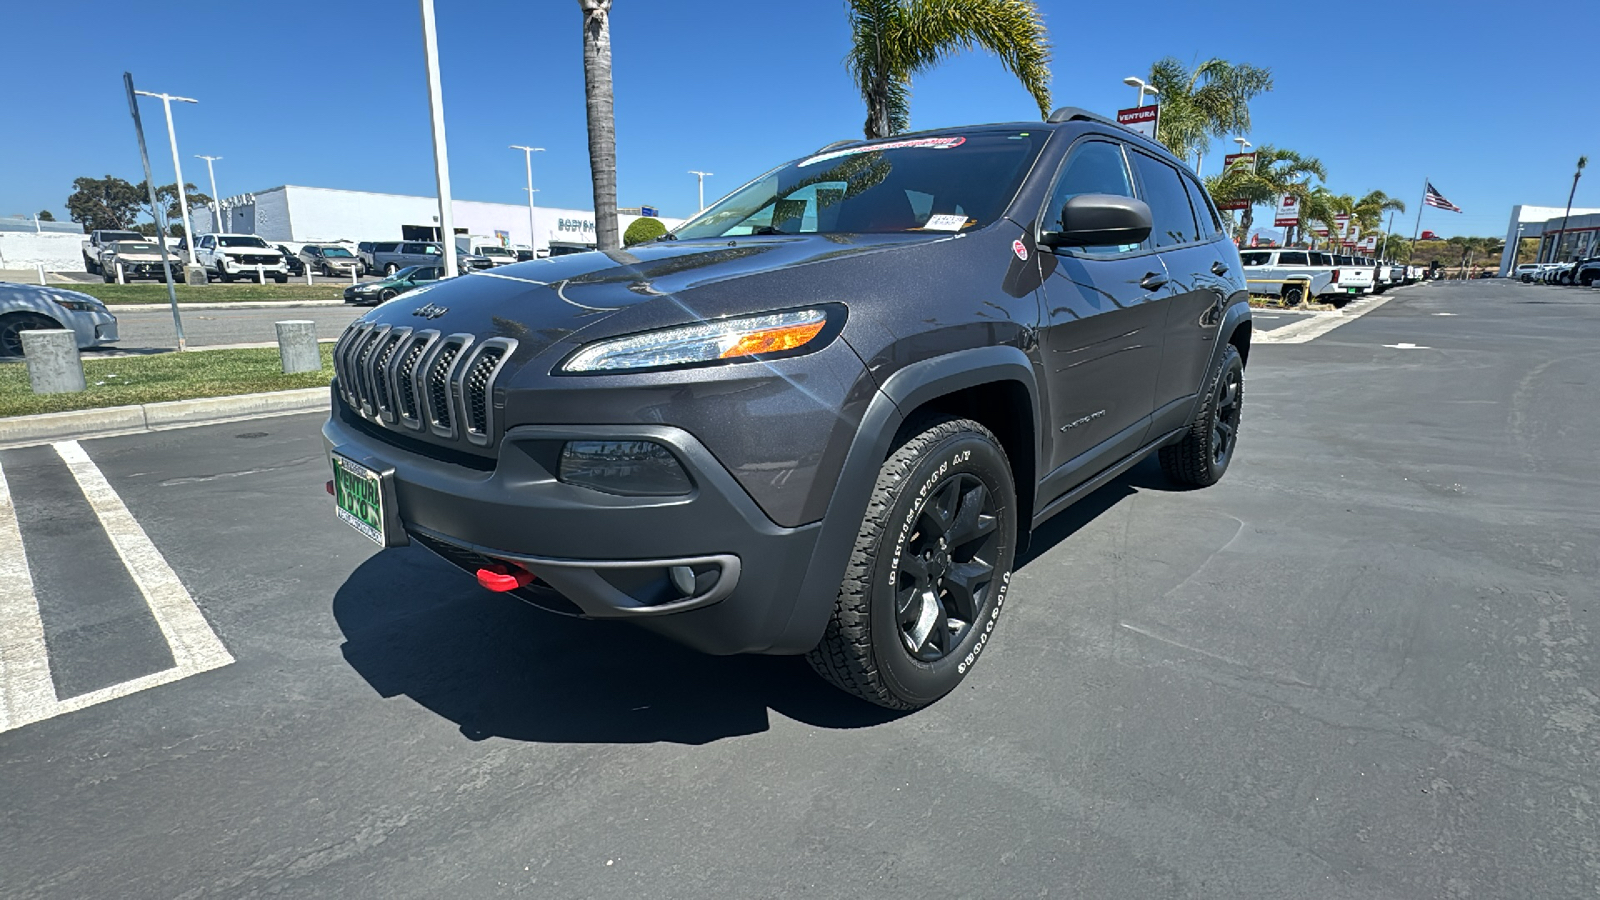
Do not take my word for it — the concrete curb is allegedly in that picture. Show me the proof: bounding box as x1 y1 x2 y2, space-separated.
104 300 349 311
0 388 328 449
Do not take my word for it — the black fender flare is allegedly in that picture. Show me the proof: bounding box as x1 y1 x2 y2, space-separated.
766 344 1040 653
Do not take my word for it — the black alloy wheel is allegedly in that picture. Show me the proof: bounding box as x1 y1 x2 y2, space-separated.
893 471 1002 662
1282 285 1305 306
809 417 1017 709
0 314 59 358
378 289 397 303
1159 342 1244 487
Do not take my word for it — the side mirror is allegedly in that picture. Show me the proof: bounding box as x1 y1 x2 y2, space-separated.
1039 194 1153 249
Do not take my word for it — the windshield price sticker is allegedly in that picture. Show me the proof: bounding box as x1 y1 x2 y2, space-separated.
799 136 966 168
922 214 970 232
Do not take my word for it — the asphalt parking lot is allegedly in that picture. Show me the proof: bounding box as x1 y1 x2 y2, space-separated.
1 279 1595 898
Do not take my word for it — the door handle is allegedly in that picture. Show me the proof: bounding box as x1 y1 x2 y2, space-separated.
1140 272 1169 291
1211 260 1230 276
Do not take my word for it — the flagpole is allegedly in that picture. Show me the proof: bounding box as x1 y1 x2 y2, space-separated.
1379 210 1395 260
1409 176 1427 247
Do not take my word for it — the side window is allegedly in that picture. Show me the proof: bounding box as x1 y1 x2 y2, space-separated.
1182 173 1224 238
1129 152 1200 248
1279 251 1309 265
1239 251 1270 267
422 244 441 256
200 236 214 250
1042 139 1138 254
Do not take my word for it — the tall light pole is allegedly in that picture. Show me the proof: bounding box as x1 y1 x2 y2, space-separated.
510 145 544 254
133 89 198 266
688 170 713 212
420 0 457 278
1122 76 1158 108
195 155 222 234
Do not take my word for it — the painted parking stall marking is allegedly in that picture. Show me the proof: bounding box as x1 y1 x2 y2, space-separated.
0 442 233 733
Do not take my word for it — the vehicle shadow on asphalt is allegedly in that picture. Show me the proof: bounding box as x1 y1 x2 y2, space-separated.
333 458 1176 746
334 545 905 745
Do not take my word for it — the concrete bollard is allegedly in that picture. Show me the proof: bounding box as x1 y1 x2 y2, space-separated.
21 329 86 395
275 320 320 374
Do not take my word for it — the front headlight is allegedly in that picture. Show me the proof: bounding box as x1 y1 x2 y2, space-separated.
55 299 104 312
560 307 837 373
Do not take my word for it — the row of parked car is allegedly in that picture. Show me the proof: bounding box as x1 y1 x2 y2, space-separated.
1513 259 1600 286
1238 248 1423 304
80 230 544 284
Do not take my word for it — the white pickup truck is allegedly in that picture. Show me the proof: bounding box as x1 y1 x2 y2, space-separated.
81 229 146 275
1239 249 1335 303
1328 254 1375 298
194 233 289 283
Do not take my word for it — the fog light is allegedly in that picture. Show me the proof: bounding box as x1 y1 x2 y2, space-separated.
669 565 697 595
558 440 692 496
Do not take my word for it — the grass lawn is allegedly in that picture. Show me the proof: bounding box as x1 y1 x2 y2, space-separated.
1 345 334 417
61 282 348 304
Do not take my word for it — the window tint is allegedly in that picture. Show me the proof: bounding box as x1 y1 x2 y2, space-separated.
674 131 1042 238
1181 173 1223 238
1040 140 1140 255
1129 152 1200 247
1279 251 1309 265
1239 251 1270 266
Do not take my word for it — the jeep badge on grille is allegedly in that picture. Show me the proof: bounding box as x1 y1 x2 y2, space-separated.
412 302 449 319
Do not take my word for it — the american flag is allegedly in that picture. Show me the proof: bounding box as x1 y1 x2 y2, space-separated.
1423 182 1461 213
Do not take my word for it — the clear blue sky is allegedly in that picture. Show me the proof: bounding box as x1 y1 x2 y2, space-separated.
4 0 1595 239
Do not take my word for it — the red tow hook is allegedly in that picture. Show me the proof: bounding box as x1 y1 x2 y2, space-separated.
325 480 336 496
476 562 536 592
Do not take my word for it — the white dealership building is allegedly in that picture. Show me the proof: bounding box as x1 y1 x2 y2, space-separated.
188 185 683 255
1497 204 1600 275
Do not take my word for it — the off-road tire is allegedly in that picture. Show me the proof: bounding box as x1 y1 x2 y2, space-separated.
1159 343 1244 487
808 417 1017 710
1282 284 1305 306
0 313 61 358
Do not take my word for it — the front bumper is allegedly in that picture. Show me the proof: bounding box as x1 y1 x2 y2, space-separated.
322 411 825 655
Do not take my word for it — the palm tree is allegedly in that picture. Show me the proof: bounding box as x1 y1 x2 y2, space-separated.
846 0 1051 139
1351 190 1405 237
1147 57 1273 171
1554 155 1588 262
1205 144 1324 244
579 0 620 251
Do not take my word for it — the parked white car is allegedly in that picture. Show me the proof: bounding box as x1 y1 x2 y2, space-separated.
194 233 289 283
0 282 119 357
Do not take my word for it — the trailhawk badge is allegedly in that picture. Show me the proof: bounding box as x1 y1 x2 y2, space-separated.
411 302 449 319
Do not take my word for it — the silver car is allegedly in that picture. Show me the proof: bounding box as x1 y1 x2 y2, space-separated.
0 282 120 357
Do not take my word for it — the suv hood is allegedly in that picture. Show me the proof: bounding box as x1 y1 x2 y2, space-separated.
347 234 933 363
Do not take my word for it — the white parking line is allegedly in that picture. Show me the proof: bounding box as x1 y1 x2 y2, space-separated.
0 461 56 732
53 441 233 673
0 443 234 734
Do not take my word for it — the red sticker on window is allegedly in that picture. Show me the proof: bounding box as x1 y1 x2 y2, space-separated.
1012 239 1029 261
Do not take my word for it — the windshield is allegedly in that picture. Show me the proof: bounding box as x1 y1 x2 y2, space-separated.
321 247 355 258
673 131 1043 239
391 266 423 281
101 231 142 242
219 236 269 248
481 246 512 256
112 242 161 253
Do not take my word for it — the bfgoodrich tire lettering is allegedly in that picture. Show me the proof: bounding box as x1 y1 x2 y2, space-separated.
807 417 1017 709
1159 342 1243 487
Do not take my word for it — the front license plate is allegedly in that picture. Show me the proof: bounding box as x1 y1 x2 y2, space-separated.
332 454 386 545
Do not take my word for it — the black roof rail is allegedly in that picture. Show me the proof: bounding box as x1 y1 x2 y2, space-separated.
815 139 858 153
1045 106 1119 127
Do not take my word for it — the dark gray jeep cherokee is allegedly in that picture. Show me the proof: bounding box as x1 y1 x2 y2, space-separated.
323 107 1251 710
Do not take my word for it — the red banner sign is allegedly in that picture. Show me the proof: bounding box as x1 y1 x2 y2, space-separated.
1116 106 1158 140
1274 194 1299 227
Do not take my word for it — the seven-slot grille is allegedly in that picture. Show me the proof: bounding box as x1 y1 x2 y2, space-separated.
334 322 515 446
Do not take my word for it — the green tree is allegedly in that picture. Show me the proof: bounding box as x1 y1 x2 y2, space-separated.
1148 57 1273 169
846 0 1051 139
136 182 211 228
623 216 667 246
65 175 145 231
1350 189 1405 237
36 209 55 222
1204 144 1324 243
579 0 621 251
